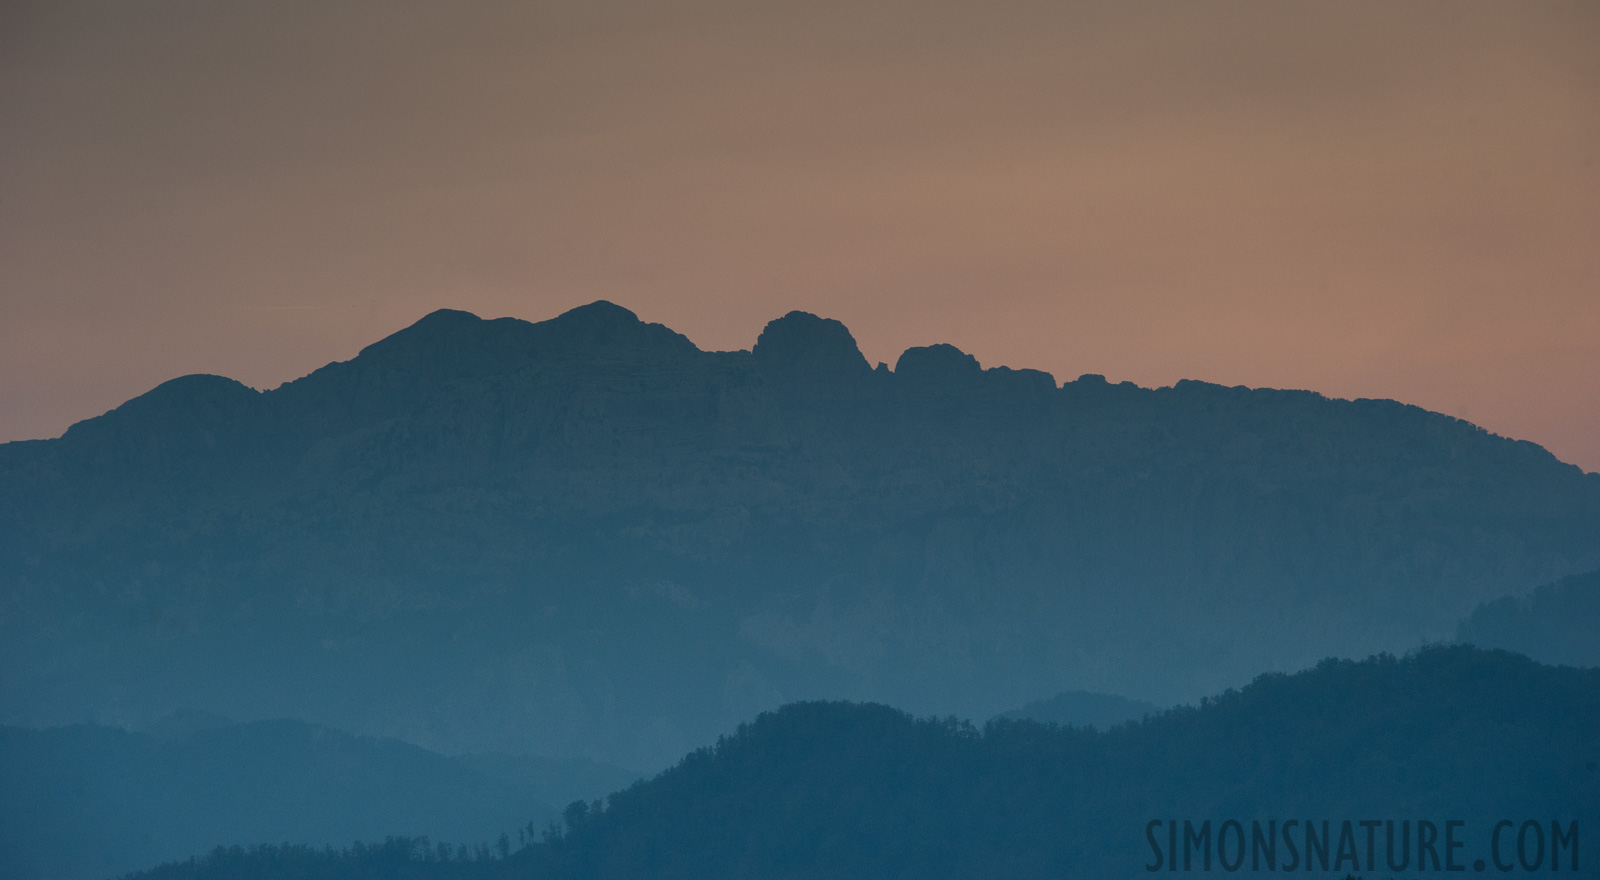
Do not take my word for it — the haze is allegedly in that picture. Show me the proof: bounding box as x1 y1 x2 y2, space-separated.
2 0 1596 471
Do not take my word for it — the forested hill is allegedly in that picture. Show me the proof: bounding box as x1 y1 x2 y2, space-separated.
3 302 1599 766
123 647 1600 880
992 690 1160 728
1458 568 1600 668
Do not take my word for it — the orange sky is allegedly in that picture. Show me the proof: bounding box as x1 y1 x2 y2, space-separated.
2 0 1597 472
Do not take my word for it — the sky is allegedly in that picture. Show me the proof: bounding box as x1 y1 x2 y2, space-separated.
2 0 1597 472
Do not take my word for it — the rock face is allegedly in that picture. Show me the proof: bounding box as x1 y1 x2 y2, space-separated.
752 311 872 379
2 302 1598 769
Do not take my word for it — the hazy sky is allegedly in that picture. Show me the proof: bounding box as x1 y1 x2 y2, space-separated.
3 0 1597 471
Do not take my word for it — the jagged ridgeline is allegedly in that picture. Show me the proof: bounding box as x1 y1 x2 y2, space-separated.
2 302 1598 767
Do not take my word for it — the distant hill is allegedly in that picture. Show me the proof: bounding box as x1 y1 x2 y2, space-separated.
0 719 634 880
992 690 1159 728
122 647 1600 880
524 646 1596 879
1457 568 1600 668
3 302 1598 768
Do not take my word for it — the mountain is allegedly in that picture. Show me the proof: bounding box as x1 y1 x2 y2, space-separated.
992 690 1159 728
122 647 1600 880
0 718 634 880
526 646 1596 880
1457 568 1600 668
3 302 1598 768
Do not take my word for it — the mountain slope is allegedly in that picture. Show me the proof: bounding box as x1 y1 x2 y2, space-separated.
3 302 1598 767
0 718 633 880
992 690 1159 728
121 647 1600 880
1458 568 1600 667
528 646 1596 880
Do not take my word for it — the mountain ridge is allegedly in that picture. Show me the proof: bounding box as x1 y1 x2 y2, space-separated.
3 302 1597 768
33 301 1586 469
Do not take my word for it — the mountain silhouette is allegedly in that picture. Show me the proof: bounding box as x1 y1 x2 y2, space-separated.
116 647 1600 880
0 717 636 880
1457 568 1600 667
516 647 1597 880
2 302 1598 767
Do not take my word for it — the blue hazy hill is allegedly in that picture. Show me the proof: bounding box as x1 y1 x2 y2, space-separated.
0 717 636 880
119 647 1598 880
1458 568 1600 667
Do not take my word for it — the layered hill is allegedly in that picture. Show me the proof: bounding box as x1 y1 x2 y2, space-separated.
526 646 1597 880
1458 568 1600 668
123 647 1600 880
3 302 1598 767
0 718 634 880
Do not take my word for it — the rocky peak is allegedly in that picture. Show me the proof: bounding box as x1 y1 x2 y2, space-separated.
537 300 699 360
752 311 872 380
894 343 981 383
